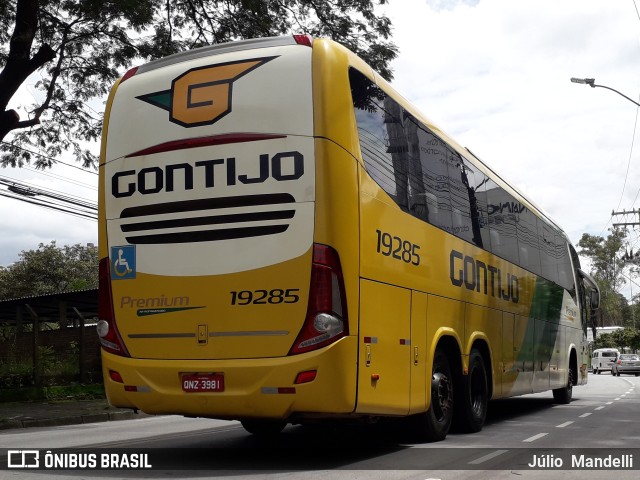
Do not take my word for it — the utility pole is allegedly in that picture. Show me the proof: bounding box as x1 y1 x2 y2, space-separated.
612 209 640 329
612 209 640 230
612 209 640 263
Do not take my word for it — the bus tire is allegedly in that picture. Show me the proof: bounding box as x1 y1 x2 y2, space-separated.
552 364 574 404
454 348 488 433
414 347 454 442
241 419 286 436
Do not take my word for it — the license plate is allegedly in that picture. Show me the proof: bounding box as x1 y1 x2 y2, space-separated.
181 373 225 392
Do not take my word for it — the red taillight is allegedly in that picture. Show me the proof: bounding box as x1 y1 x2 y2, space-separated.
294 370 317 384
293 34 313 47
109 370 124 383
120 66 139 83
98 257 130 357
289 244 348 355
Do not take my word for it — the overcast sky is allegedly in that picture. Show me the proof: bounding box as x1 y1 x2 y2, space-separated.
2 0 640 277
382 0 640 295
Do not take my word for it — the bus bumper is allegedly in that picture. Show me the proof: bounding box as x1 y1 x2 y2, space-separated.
102 336 357 420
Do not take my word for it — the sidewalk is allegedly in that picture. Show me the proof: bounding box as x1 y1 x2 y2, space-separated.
0 398 147 430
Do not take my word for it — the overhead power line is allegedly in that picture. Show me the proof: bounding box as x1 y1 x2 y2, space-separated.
0 175 96 208
22 165 97 192
0 176 97 221
0 141 99 176
616 107 640 212
0 190 96 220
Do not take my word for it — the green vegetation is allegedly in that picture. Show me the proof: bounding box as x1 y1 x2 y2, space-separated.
0 242 98 299
591 327 640 352
578 230 629 335
0 327 102 397
0 341 97 389
0 383 105 403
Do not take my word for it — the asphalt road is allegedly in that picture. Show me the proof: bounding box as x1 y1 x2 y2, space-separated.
1 373 639 479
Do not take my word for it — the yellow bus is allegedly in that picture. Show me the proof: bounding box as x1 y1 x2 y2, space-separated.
98 35 600 441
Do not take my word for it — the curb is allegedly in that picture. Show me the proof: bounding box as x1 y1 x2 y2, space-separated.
0 410 141 430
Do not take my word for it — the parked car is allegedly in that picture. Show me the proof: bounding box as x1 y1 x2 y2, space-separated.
591 348 620 374
612 354 640 376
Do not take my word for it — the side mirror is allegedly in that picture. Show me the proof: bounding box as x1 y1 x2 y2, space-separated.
590 289 600 310
578 269 600 311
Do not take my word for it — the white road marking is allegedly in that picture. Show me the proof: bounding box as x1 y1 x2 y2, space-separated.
556 421 574 428
523 433 548 443
468 449 509 465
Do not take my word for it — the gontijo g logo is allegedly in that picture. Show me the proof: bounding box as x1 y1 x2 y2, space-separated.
136 57 277 128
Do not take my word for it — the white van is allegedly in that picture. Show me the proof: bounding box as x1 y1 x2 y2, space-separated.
591 348 620 374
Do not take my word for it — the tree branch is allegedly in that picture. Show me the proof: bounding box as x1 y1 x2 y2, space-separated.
0 0 58 141
36 26 69 113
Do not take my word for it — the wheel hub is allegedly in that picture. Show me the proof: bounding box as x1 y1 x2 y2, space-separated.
431 371 453 421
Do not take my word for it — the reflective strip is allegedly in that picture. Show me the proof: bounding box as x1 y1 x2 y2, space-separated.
261 387 296 394
128 333 195 338
210 330 289 337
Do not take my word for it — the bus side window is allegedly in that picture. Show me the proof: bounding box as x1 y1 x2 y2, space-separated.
350 68 454 231
539 221 560 285
484 178 519 264
349 68 400 200
557 241 575 295
448 155 479 246
570 244 588 332
414 124 453 232
472 169 492 250
517 205 542 275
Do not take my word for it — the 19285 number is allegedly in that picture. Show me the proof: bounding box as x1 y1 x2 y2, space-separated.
376 229 421 265
230 289 300 305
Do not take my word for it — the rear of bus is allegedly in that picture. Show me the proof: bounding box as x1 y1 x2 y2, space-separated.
98 36 360 427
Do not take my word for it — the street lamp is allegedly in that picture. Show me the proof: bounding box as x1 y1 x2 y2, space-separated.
570 77 640 108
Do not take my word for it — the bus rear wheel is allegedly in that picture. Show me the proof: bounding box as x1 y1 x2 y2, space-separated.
454 348 488 433
413 347 454 442
241 419 286 436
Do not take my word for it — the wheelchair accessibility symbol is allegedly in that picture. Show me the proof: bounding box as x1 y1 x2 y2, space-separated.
111 245 136 280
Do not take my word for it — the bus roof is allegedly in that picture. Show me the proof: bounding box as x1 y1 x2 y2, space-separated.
132 37 299 77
